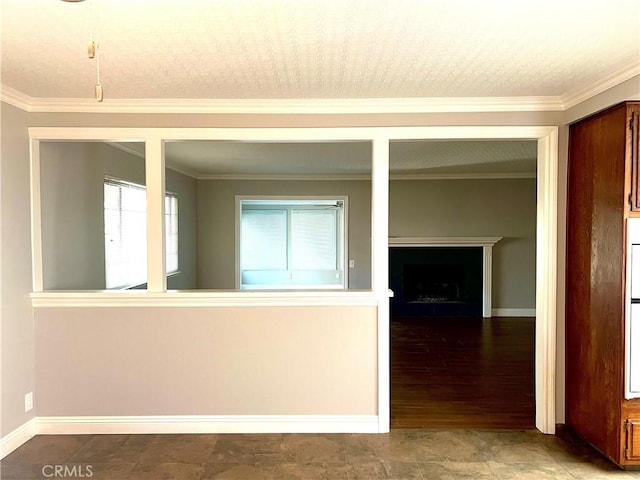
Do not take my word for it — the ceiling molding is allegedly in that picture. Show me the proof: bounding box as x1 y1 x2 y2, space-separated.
106 142 200 179
164 162 200 179
0 85 33 112
197 174 370 181
1 89 564 114
561 58 640 110
389 172 536 180
196 173 535 181
106 142 145 159
3 58 636 115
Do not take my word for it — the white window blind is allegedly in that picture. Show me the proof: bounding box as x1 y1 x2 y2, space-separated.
104 179 178 289
240 209 287 271
291 209 337 270
165 194 179 274
239 199 345 289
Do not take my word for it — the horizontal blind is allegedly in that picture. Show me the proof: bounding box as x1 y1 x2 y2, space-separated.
104 181 147 289
104 179 179 289
165 194 179 274
240 209 287 271
291 209 337 270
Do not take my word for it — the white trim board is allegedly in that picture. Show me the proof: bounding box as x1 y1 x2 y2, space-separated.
36 415 380 435
0 415 379 458
28 124 558 435
492 308 536 317
0 419 37 460
30 290 383 308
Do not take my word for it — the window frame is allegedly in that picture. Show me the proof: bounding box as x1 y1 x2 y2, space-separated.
235 195 349 290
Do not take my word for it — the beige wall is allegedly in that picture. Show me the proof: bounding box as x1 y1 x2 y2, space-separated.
196 179 372 289
39 142 197 290
389 178 537 309
34 306 378 416
1 103 35 435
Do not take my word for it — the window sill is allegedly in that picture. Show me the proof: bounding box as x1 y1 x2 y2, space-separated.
30 289 393 308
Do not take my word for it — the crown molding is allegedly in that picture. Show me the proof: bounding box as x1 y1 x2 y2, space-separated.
3 57 636 115
198 174 369 181
196 172 535 181
388 172 536 180
1 89 564 114
106 141 145 159
561 58 640 110
106 142 200 178
0 85 33 111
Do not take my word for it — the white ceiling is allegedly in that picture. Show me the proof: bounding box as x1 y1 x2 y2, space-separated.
6 1 633 175
1 0 639 105
114 140 537 177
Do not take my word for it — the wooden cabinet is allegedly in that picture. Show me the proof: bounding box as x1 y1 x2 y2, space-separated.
566 101 640 467
630 108 640 212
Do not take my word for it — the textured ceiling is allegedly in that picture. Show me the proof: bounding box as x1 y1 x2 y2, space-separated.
2 0 639 101
115 140 537 176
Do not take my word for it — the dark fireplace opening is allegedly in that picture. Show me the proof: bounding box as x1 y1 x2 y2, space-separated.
389 247 483 317
404 264 464 304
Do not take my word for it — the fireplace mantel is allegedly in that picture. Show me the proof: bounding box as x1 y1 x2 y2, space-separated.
388 237 502 247
388 236 503 317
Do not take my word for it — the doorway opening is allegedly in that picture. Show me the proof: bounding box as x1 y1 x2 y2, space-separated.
388 139 537 429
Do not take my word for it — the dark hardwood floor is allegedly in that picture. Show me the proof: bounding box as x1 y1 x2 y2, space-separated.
391 316 535 429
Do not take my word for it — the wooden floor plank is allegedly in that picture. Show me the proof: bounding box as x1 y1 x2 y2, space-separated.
390 316 535 429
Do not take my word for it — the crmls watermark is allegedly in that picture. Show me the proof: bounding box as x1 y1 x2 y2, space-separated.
41 465 94 478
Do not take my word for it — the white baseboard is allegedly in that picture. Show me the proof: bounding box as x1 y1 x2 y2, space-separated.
0 418 37 459
36 415 380 435
491 308 536 317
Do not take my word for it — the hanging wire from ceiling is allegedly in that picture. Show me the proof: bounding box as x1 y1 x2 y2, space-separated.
90 0 103 102
61 0 103 101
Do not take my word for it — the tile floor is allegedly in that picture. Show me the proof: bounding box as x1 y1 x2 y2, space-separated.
2 427 639 479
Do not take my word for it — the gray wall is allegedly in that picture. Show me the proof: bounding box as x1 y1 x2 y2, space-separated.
389 178 537 309
39 142 197 290
166 169 198 289
1 103 35 436
195 177 535 307
196 179 372 289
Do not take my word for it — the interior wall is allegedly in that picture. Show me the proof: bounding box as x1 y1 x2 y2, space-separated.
166 169 198 289
34 306 378 416
39 143 197 290
1 105 576 433
389 178 537 309
0 103 34 436
196 179 372 289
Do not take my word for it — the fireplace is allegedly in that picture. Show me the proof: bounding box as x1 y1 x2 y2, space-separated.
389 246 483 317
403 264 465 304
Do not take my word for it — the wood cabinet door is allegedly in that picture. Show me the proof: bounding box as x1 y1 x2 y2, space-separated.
626 420 640 460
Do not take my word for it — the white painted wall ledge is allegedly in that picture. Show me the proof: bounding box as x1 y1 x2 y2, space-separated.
31 290 392 308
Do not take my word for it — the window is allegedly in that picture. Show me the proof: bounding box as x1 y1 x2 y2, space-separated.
238 198 346 289
104 178 178 289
